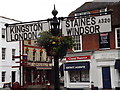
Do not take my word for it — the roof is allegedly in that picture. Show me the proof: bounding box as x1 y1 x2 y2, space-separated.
75 2 120 13
0 16 21 22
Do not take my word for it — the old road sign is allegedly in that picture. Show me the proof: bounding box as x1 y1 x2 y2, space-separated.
6 21 49 42
62 14 111 36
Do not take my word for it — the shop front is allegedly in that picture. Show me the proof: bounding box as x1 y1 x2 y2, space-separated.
64 55 91 89
23 62 53 86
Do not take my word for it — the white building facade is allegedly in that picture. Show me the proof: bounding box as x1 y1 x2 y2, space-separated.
0 16 20 88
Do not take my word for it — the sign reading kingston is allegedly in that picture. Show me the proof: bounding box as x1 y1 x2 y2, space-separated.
62 15 111 36
6 21 49 42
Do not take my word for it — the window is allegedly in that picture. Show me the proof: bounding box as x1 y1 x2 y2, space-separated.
69 70 89 82
73 35 82 51
28 40 31 44
40 52 42 61
75 12 90 18
33 51 36 61
2 71 6 82
2 28 5 38
115 28 120 48
100 8 107 15
79 12 90 17
12 49 16 60
2 48 6 60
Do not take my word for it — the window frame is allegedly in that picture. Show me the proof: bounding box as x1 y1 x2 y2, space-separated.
2 71 6 82
12 49 16 60
33 51 36 61
2 48 6 60
40 52 42 61
100 8 107 15
72 35 82 52
2 28 5 38
115 28 120 48
69 70 89 83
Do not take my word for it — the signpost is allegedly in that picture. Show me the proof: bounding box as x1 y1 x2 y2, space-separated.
6 21 49 42
62 14 111 36
5 6 112 90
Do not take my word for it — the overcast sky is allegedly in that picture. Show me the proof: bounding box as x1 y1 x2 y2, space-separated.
0 0 93 22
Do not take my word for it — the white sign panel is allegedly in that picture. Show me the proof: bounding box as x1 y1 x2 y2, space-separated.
6 21 49 42
62 14 111 36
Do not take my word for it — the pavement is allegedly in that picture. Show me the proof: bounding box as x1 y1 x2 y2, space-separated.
26 85 66 90
0 85 66 90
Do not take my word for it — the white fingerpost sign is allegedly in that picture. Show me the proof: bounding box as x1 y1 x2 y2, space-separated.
6 21 49 42
62 14 111 36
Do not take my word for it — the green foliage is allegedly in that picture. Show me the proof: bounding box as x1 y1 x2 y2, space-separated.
37 31 74 56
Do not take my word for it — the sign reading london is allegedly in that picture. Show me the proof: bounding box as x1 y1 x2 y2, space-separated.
6 21 49 42
62 14 111 36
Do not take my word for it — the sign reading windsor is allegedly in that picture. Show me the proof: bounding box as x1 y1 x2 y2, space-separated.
62 14 111 36
6 21 49 42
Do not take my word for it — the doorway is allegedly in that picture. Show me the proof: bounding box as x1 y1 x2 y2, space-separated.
102 67 111 89
12 71 16 83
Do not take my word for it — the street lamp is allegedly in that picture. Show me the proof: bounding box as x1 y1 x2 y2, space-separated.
50 5 60 90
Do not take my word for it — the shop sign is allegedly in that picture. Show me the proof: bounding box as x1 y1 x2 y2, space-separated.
6 21 49 42
66 56 91 61
62 14 111 36
65 62 90 71
26 62 52 67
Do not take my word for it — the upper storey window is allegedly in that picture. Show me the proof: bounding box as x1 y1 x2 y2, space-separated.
115 28 120 48
73 35 82 52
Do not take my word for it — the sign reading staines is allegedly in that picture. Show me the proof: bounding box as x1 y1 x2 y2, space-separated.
62 14 111 36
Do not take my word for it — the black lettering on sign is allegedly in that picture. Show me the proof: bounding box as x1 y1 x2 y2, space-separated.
10 31 38 41
66 25 100 36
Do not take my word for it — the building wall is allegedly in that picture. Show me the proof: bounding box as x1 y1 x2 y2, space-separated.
0 17 20 88
64 2 120 90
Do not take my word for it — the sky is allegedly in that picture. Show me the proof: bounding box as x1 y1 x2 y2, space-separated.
0 0 92 22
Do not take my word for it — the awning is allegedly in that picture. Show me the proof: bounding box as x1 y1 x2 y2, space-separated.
115 60 120 69
65 62 90 71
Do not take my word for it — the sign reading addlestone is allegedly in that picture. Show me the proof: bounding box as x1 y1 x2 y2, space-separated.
62 14 111 36
6 21 49 42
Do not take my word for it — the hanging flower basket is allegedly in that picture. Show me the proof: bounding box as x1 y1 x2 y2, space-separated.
37 31 74 58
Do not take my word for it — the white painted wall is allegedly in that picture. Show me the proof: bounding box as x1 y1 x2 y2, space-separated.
0 17 20 88
64 50 120 89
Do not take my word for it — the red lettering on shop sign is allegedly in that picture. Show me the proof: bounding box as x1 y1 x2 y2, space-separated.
66 56 91 61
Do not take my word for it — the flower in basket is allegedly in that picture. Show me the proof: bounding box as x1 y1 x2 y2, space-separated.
37 31 74 58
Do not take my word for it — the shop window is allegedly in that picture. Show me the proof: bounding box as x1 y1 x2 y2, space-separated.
2 48 6 60
69 70 89 82
12 49 16 60
2 71 6 82
73 35 82 51
115 28 120 48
